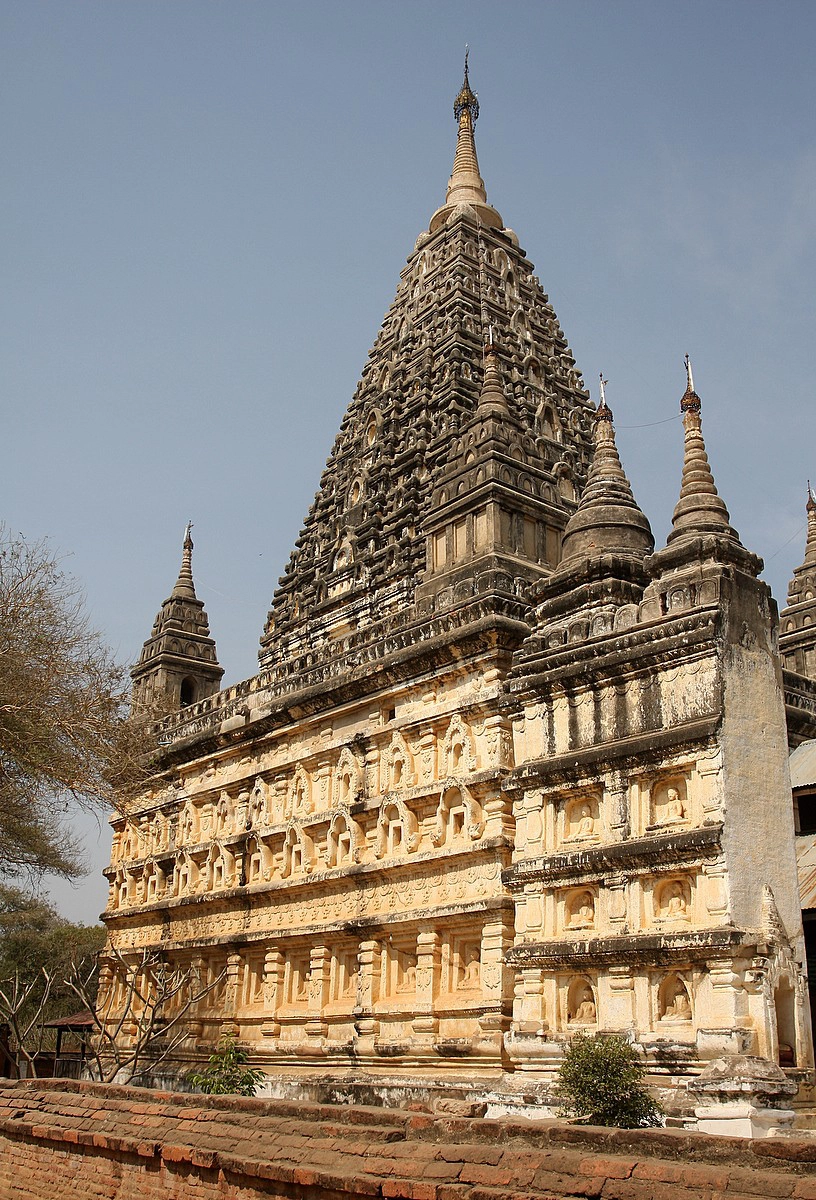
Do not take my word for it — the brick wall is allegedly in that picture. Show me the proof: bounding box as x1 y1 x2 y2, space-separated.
1 1079 815 1200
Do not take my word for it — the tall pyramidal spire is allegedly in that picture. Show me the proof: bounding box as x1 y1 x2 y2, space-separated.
132 524 223 712
260 60 596 674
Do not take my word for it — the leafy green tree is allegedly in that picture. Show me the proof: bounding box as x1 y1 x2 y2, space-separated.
555 1034 663 1128
188 1037 265 1096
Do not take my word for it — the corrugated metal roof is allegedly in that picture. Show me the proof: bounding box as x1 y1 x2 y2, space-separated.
790 740 816 790
796 833 816 911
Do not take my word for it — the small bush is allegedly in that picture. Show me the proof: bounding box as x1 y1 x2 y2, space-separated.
188 1036 265 1096
555 1033 663 1128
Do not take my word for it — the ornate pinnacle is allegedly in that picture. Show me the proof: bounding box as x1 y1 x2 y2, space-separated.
559 378 654 566
681 353 701 413
454 47 479 122
428 49 503 233
478 335 509 413
597 374 613 421
667 359 740 545
172 520 197 600
803 482 816 566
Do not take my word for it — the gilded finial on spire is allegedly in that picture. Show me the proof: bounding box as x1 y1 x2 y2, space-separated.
681 353 701 412
808 481 816 513
429 49 503 233
184 520 194 550
454 47 479 122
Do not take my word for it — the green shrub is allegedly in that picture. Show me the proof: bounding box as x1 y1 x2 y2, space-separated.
188 1036 265 1096
555 1033 663 1128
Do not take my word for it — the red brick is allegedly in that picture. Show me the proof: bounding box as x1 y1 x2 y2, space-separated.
419 1161 463 1181
459 1163 516 1187
632 1159 730 1190
190 1148 218 1169
389 1142 437 1160
406 1115 435 1133
602 1182 705 1200
532 1166 603 1197
753 1141 816 1165
382 1182 438 1200
293 1165 320 1187
578 1153 636 1180
438 1144 504 1165
722 1194 797 1200
160 1143 193 1164
724 1166 796 1196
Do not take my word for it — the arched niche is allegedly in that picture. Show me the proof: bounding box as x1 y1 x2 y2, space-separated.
655 877 692 923
244 834 273 884
121 822 137 860
214 790 234 836
282 822 315 878
381 730 414 792
248 776 269 828
567 977 597 1026
563 794 600 843
173 850 198 897
327 809 364 867
441 715 476 777
333 540 353 573
142 859 166 904
649 777 689 828
658 973 693 1024
565 888 596 931
178 800 198 844
335 746 364 807
431 784 483 848
775 977 798 1066
374 799 419 859
150 812 166 852
205 841 235 891
288 764 313 817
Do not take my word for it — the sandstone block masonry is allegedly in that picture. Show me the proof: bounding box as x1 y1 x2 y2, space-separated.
2 1079 816 1200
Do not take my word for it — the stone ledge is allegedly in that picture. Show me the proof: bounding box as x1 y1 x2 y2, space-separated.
503 823 724 886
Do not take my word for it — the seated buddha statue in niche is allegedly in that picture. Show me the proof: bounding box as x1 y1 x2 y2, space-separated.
661 978 692 1023
566 801 597 842
567 890 595 929
656 784 686 826
571 985 597 1024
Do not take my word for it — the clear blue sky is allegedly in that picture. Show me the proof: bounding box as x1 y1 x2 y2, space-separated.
2 0 814 921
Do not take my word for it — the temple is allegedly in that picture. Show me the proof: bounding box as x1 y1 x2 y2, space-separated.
104 62 816 1120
